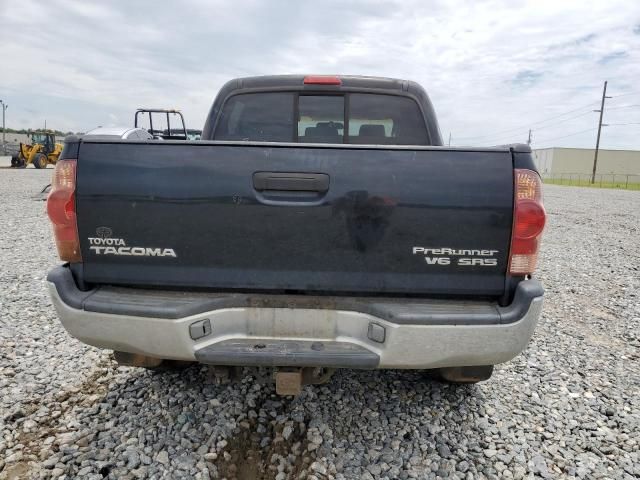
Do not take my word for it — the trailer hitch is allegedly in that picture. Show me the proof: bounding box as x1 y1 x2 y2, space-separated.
275 367 335 396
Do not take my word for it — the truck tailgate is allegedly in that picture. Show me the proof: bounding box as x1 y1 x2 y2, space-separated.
75 141 514 296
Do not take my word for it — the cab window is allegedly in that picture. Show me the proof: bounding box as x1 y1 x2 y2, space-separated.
348 94 428 145
214 93 294 142
297 96 344 144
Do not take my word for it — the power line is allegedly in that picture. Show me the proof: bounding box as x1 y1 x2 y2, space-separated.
605 104 640 110
533 127 598 146
501 103 637 148
471 110 598 146
532 85 639 153
529 110 594 132
609 91 640 98
474 109 638 147
453 87 638 147
472 110 596 146
454 101 599 141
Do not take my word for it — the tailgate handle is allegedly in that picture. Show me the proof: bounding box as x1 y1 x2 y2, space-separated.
253 172 329 193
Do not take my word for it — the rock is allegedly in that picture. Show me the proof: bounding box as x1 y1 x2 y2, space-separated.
43 455 61 469
55 432 77 446
76 435 91 447
311 461 328 475
77 466 92 476
513 465 527 480
531 455 552 478
3 408 25 422
156 451 169 465
131 466 148 478
437 444 452 458
51 468 65 478
124 449 141 469
283 424 294 441
5 452 23 463
23 419 38 430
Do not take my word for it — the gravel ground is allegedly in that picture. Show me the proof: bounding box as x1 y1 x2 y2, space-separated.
1 168 638 480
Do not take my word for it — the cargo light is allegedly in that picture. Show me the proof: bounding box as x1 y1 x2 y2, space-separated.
47 159 82 263
509 169 546 275
303 75 341 85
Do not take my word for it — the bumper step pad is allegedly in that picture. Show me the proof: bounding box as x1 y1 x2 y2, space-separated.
195 339 379 369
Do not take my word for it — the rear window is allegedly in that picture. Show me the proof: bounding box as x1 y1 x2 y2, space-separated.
214 93 294 142
298 96 345 144
348 94 428 145
214 92 428 145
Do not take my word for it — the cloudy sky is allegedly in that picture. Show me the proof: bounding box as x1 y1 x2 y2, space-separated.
1 0 639 149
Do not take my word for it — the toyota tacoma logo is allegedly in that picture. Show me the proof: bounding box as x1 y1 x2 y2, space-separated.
95 226 113 239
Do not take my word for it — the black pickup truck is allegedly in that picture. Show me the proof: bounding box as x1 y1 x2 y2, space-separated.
46 75 545 391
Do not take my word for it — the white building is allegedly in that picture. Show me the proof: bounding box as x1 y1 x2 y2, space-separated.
533 147 640 175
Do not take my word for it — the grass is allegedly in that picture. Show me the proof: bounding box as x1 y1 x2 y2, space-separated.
543 178 640 191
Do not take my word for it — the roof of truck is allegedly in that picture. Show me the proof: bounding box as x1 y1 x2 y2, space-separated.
229 74 416 91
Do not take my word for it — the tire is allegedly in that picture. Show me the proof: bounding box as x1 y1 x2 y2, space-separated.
11 155 25 168
32 153 48 169
435 365 494 384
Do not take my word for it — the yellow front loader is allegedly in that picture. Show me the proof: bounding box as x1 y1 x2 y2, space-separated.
11 131 62 169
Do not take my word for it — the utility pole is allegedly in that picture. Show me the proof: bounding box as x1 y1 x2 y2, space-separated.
448 132 451 146
592 81 611 184
527 129 532 145
0 100 7 155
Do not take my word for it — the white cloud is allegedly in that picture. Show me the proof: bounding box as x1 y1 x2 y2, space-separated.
1 0 639 148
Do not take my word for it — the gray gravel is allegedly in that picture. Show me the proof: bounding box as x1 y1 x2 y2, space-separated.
1 168 639 479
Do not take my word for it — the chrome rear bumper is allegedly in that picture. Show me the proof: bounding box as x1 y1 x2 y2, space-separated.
48 266 543 369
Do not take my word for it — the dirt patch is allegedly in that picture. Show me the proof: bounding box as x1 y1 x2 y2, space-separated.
216 428 265 480
217 421 311 480
215 394 312 480
1 463 30 480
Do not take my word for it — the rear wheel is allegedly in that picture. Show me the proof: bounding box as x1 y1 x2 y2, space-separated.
11 155 25 168
435 365 494 384
33 153 48 169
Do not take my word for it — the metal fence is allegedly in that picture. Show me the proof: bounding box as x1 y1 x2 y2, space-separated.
542 173 640 190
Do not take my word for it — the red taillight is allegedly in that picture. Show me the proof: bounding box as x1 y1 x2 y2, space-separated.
303 75 341 85
47 160 81 263
509 169 545 275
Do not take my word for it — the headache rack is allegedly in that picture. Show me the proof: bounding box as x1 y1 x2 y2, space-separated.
134 108 188 140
